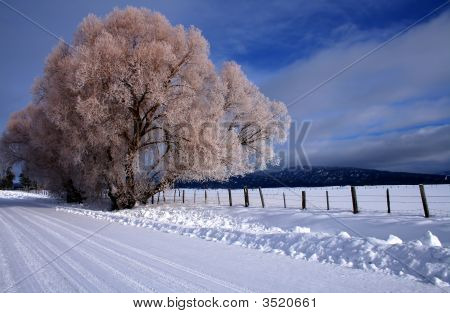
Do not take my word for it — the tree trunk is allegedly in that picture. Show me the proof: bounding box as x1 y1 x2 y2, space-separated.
124 150 136 196
64 179 84 203
108 189 135 210
135 178 174 206
109 149 138 210
108 190 119 211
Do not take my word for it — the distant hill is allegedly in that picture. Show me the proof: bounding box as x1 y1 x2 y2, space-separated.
176 166 448 189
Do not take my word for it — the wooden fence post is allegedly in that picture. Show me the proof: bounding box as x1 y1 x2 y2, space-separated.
151 194 154 205
244 186 249 207
283 192 286 208
246 187 250 207
182 190 185 203
351 186 358 214
258 187 265 208
326 191 330 210
205 189 207 204
386 188 391 214
228 189 232 206
217 191 220 205
419 184 430 218
302 191 306 209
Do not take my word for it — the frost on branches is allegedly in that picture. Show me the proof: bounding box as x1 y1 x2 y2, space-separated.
0 7 290 209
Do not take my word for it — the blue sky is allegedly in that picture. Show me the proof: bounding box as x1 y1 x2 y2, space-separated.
1 0 449 173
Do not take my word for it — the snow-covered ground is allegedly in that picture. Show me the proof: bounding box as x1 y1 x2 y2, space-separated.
1 187 449 292
178 184 450 217
0 190 50 200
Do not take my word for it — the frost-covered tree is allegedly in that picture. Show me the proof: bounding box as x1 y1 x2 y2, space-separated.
0 104 85 201
1 7 290 209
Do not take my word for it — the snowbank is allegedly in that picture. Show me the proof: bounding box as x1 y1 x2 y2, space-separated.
57 204 450 287
0 190 50 200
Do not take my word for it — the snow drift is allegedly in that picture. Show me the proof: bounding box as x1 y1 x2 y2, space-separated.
0 190 50 200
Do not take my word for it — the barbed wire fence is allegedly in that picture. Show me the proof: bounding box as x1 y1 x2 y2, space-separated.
151 184 450 218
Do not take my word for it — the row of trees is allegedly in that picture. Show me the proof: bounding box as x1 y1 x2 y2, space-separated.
0 7 290 209
0 165 36 190
0 167 15 190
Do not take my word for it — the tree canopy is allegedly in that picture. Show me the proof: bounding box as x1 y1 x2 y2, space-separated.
1 7 290 209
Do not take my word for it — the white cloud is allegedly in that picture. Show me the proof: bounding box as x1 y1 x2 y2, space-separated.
263 11 450 172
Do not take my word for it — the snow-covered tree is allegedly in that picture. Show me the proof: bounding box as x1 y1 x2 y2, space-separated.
1 7 290 209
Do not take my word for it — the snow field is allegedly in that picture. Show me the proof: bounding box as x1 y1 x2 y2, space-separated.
174 184 450 217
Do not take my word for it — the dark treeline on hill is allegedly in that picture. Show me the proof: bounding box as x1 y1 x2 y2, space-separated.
176 167 448 189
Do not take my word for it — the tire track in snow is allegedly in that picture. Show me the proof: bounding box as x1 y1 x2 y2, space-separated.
0 209 63 292
2 209 92 292
2 209 111 292
5 208 155 293
23 208 224 292
28 207 252 292
17 208 207 292
0 211 18 291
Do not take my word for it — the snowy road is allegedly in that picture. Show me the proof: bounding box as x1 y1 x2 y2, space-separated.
0 196 444 292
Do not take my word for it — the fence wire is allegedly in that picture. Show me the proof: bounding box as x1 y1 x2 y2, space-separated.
150 185 450 218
